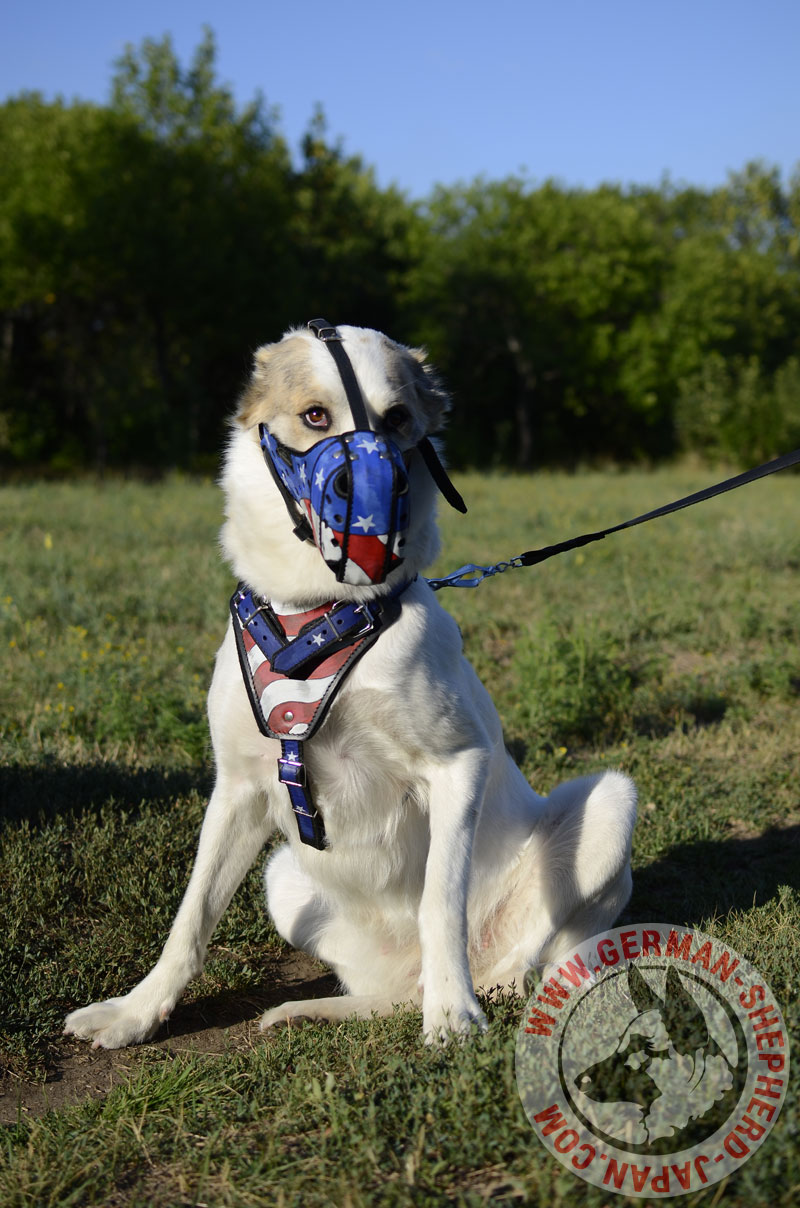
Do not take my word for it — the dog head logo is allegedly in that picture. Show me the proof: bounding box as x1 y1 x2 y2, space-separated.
574 964 745 1148
516 925 788 1197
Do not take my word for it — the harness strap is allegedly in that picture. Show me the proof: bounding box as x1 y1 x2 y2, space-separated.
278 739 326 849
428 446 800 590
235 590 379 679
234 590 285 661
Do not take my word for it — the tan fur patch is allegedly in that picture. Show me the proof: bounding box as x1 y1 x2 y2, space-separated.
236 336 325 431
235 327 451 447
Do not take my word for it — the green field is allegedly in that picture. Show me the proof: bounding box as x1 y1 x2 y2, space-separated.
1 469 798 1206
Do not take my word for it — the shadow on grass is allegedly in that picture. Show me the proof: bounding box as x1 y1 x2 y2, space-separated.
2 964 342 1119
0 760 213 827
162 969 341 1042
624 823 800 924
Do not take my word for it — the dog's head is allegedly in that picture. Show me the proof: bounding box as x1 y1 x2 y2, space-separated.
221 325 454 605
575 965 732 1134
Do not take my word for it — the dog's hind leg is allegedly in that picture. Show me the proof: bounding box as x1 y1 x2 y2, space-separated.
264 842 331 957
260 993 413 1030
481 770 636 987
262 843 422 1030
541 769 636 952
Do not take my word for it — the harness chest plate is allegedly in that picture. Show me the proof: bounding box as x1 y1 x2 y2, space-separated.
230 583 407 848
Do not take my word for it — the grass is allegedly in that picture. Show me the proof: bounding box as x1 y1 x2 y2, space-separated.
1 467 799 1206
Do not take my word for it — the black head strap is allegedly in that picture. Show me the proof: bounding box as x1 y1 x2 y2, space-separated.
307 319 371 430
307 319 467 515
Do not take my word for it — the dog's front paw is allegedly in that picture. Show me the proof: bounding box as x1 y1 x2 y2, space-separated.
422 996 488 1045
64 991 173 1050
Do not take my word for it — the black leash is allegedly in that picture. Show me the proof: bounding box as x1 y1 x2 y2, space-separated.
427 447 800 590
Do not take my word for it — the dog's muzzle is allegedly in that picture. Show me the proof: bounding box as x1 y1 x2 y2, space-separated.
258 319 466 587
260 425 410 586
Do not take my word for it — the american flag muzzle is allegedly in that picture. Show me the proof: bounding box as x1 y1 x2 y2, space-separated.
260 426 410 586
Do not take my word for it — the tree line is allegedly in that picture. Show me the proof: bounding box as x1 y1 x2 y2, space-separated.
2 30 799 473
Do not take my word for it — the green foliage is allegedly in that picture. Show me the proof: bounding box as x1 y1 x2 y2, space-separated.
109 27 273 150
677 354 800 463
290 106 423 335
0 35 294 469
1 32 800 471
404 167 800 468
0 478 228 767
406 178 674 465
0 32 416 472
513 616 637 747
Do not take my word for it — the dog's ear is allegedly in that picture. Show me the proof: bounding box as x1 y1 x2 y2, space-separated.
628 964 663 1015
662 966 709 1054
407 347 452 433
234 343 280 429
235 334 318 429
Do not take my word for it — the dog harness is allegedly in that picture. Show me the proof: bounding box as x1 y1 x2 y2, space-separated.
231 579 410 849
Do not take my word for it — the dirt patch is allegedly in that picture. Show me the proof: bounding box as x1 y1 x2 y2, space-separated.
0 950 338 1126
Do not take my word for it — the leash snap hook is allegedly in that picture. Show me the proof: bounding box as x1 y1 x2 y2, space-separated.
426 555 529 591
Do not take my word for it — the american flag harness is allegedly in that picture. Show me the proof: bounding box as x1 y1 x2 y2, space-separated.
231 579 410 850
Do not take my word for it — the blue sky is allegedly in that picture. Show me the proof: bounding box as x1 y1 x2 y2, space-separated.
2 1 798 198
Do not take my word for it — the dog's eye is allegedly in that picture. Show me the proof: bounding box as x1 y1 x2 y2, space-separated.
302 405 330 430
384 405 412 434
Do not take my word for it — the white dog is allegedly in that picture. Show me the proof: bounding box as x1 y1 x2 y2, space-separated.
65 322 636 1048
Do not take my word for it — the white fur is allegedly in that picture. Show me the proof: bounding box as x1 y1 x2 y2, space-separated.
64 325 637 1048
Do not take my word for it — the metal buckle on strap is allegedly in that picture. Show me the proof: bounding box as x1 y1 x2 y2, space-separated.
322 600 378 640
308 319 339 342
315 608 339 644
236 589 263 625
353 601 378 635
277 756 306 787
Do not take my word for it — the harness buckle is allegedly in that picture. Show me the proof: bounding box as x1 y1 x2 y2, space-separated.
235 588 264 625
353 601 378 635
277 755 307 787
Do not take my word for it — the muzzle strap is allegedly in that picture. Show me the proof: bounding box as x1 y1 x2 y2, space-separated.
308 319 371 430
417 436 468 514
307 318 468 516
